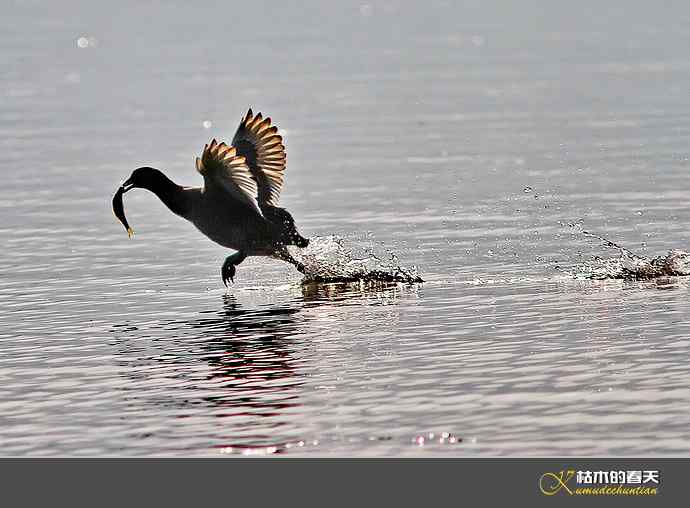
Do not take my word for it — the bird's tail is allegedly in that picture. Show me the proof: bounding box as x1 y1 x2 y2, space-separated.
271 207 309 248
293 232 309 248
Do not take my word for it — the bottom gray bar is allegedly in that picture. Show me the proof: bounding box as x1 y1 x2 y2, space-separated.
0 458 682 506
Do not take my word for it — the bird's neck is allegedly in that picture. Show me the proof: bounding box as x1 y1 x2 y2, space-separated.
146 174 190 218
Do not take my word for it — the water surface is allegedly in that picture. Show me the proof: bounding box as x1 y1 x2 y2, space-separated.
3 0 690 456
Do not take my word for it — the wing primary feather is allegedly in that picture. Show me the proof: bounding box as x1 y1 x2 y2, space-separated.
230 109 287 207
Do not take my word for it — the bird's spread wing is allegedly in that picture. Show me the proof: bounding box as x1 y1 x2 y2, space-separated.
196 139 263 217
231 109 286 207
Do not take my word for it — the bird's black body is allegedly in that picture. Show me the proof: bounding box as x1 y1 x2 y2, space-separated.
190 183 308 255
128 168 307 254
113 109 309 285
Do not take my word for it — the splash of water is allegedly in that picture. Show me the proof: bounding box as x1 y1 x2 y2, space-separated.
560 224 690 280
287 235 423 284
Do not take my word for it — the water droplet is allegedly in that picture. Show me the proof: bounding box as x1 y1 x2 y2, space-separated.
523 186 533 193
636 210 644 216
76 36 97 48
471 35 485 47
202 120 212 129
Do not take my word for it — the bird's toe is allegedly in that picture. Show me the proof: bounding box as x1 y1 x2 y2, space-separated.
221 263 236 286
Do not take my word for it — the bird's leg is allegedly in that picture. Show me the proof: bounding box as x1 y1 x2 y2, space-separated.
273 246 306 274
221 251 247 286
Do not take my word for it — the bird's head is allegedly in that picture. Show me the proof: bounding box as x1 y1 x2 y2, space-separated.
120 166 165 192
112 167 163 239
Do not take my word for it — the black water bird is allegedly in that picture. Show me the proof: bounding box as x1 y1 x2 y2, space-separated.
113 109 309 285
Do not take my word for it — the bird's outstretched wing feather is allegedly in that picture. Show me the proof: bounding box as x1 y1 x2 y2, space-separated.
231 109 286 207
196 139 263 217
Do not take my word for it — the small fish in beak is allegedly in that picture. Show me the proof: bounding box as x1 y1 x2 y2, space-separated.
112 182 134 238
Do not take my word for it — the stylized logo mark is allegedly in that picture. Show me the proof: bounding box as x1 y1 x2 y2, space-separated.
539 470 575 496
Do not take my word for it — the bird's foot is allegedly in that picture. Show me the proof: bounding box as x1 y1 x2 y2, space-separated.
221 263 236 286
221 251 247 287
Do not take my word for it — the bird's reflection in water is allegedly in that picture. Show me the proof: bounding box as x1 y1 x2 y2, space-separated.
190 294 304 418
116 281 414 454
150 293 308 453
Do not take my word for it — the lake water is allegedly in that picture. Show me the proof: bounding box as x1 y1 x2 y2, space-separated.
3 0 690 456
